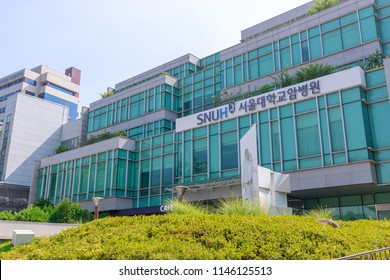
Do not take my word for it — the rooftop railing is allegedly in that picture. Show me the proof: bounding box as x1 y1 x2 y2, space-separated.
336 247 390 260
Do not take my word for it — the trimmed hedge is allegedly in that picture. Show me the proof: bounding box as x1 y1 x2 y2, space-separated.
1 214 389 260
0 200 92 224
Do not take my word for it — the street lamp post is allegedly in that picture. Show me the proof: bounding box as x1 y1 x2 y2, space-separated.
175 185 188 202
92 197 103 219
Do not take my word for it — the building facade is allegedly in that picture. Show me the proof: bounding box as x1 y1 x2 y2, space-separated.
0 65 80 122
35 0 390 220
0 65 80 211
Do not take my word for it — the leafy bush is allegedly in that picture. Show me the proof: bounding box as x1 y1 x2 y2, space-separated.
13 206 52 223
49 200 92 224
307 0 339 15
84 131 127 146
217 197 269 216
54 145 72 154
1 214 389 260
0 210 15 220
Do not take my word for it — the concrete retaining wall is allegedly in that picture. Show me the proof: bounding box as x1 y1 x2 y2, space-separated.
0 220 80 239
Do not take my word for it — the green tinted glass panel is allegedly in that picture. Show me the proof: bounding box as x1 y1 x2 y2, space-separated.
280 104 293 118
341 87 361 104
366 87 388 102
281 117 296 161
360 16 378 42
249 59 259 80
328 107 345 152
341 23 360 49
322 29 342 55
365 69 385 88
321 19 340 32
295 98 316 114
221 119 236 131
193 138 207 174
259 54 274 76
326 92 339 106
193 126 207 138
369 101 390 148
209 123 219 135
340 12 357 25
260 123 271 164
309 36 322 59
343 102 367 150
221 131 238 170
280 47 291 69
151 157 161 186
209 134 220 173
296 112 320 157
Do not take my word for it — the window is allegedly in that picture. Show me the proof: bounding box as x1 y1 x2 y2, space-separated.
296 112 321 157
193 138 207 174
221 131 238 170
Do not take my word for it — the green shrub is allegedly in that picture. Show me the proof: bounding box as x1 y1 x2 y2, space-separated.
49 200 92 224
1 214 389 260
0 210 15 221
217 197 269 216
84 131 127 146
13 206 52 222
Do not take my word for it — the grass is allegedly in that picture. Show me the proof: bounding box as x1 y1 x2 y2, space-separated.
168 199 210 214
217 197 269 215
304 206 335 220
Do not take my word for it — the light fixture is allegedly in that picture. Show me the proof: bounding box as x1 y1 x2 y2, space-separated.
91 197 103 219
175 185 188 202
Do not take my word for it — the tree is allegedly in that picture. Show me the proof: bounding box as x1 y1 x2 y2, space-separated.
307 0 339 15
100 90 114 99
272 71 295 88
49 200 92 224
294 63 336 83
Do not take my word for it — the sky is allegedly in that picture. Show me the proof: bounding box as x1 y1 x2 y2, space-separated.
0 0 311 109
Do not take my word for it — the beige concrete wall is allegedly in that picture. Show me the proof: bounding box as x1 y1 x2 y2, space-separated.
0 220 80 240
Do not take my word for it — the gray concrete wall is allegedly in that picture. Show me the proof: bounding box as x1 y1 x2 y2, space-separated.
79 197 133 212
0 220 80 240
114 53 199 92
289 161 377 192
40 136 135 167
1 93 68 186
90 74 178 110
87 109 178 138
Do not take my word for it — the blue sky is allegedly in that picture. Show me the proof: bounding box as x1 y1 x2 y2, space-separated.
0 0 310 109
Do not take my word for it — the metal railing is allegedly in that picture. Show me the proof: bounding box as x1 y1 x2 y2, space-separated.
336 247 390 260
